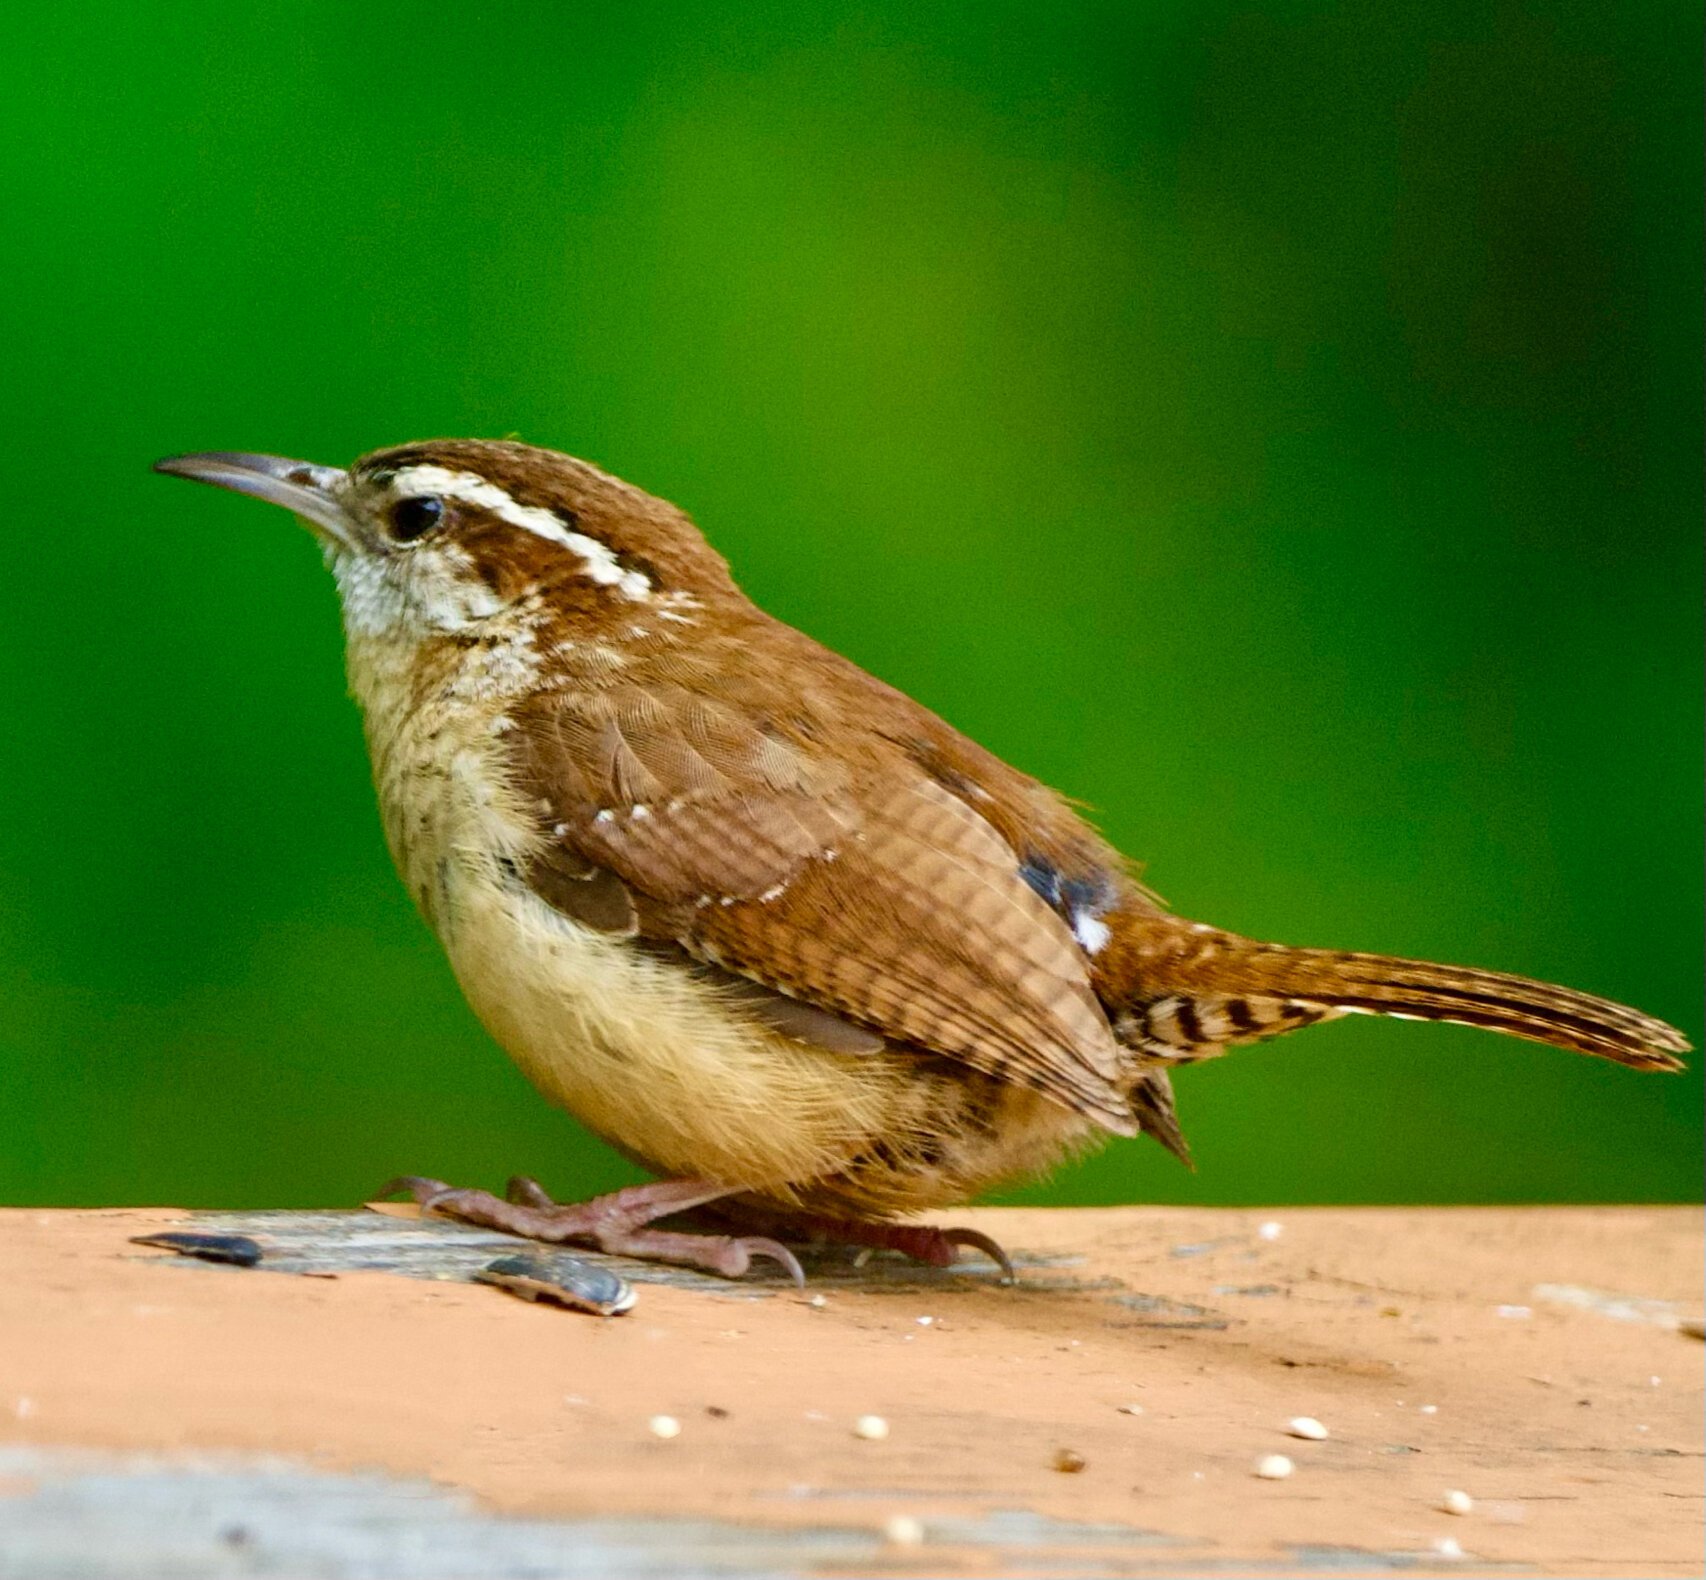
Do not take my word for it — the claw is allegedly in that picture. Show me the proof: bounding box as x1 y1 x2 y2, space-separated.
740 1237 806 1288
506 1175 555 1208
942 1226 1017 1284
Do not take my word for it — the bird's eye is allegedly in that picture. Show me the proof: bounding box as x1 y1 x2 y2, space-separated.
387 495 444 543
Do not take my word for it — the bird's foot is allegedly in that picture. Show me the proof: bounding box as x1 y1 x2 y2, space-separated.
731 1210 1016 1283
378 1174 804 1286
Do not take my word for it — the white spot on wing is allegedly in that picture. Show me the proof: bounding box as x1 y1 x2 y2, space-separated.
1072 912 1112 954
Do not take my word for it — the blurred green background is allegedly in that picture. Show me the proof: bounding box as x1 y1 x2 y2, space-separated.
2 3 1698 1210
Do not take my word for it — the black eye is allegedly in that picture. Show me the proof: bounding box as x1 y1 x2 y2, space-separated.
387 495 443 542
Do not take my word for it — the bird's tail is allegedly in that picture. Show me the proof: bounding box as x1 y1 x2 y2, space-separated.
1108 922 1689 1072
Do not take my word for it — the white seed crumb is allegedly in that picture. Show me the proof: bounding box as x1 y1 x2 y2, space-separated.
1433 1536 1464 1559
916 1315 934 1326
1648 1375 1661 1387
594 809 614 824
1442 1489 1474 1516
854 1414 890 1441
882 1514 925 1547
1254 1453 1294 1480
14 1397 35 1420
1117 1403 1145 1415
808 1294 827 1309
1495 1304 1532 1319
1286 1416 1329 1441
648 1414 681 1440
1258 1221 1284 1241
1419 1404 1438 1415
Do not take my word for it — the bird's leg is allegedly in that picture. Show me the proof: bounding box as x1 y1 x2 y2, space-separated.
379 1174 804 1285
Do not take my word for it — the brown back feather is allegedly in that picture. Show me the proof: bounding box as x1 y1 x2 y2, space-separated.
507 656 1140 1134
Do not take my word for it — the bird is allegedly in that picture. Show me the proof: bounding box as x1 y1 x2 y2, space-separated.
155 441 1689 1283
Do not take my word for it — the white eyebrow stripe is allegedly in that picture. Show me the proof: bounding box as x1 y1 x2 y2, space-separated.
386 464 651 600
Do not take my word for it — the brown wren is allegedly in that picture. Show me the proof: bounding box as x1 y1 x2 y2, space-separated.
155 440 1689 1283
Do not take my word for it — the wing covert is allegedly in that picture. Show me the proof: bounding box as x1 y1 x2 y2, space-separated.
507 685 1132 1131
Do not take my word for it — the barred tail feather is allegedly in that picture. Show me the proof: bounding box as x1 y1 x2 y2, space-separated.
1273 948 1689 1069
1125 926 1689 1072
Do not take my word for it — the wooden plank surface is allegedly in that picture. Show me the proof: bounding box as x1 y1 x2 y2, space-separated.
1 1204 1699 1578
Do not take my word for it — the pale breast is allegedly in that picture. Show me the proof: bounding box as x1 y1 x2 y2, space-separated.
441 862 926 1193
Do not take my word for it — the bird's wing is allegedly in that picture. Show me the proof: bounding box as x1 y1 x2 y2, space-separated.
506 683 1133 1131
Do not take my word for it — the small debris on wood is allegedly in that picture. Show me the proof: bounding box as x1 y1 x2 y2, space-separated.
648 1415 682 1440
882 1515 925 1547
1433 1535 1465 1559
1257 1221 1284 1242
130 1232 262 1268
474 1254 635 1317
705 1405 729 1419
1053 1448 1087 1473
1116 1403 1144 1416
1441 1488 1474 1515
853 1415 890 1441
1285 1416 1328 1440
1253 1454 1294 1480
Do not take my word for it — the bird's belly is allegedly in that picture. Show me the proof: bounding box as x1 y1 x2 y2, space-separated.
787 1071 1103 1219
430 861 1104 1214
435 859 915 1194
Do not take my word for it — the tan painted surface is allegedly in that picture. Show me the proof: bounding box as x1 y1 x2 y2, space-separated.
2 1204 1700 1576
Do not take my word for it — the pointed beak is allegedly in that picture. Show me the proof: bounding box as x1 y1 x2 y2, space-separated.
154 451 357 550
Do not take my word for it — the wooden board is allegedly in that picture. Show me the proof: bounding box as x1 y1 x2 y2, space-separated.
1 1204 1699 1577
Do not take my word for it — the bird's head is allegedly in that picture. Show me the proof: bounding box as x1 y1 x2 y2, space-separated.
155 439 735 644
